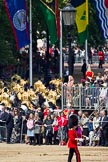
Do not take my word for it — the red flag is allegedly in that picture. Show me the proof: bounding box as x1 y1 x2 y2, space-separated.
55 0 60 39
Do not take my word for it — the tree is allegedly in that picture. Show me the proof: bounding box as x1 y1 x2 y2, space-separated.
0 1 18 66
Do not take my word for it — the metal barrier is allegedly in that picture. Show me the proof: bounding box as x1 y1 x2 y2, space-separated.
0 121 7 142
63 86 108 111
64 54 108 64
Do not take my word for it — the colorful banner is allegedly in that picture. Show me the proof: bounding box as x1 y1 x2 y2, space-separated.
92 0 108 39
4 0 30 49
71 0 88 44
37 0 58 45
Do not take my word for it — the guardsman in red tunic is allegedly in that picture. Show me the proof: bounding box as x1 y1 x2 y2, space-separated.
67 115 81 162
98 47 104 68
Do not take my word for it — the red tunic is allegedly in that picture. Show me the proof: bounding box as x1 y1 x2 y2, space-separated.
98 51 104 61
104 0 108 8
85 71 94 80
68 129 78 148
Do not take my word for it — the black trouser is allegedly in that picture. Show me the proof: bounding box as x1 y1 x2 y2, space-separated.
0 127 6 141
7 127 13 143
34 134 40 144
100 129 108 146
29 136 35 145
68 147 81 162
53 131 59 145
98 60 103 68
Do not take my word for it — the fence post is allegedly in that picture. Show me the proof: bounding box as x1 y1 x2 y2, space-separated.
79 87 82 111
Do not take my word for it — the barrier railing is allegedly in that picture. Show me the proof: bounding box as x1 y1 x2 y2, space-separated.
63 86 108 111
64 54 108 64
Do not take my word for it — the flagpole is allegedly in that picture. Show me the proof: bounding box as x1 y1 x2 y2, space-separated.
60 10 63 111
60 10 63 79
29 0 33 86
85 39 88 64
85 0 88 64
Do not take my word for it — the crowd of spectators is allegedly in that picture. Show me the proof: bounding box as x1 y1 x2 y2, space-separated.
0 67 108 146
0 44 108 147
0 103 108 147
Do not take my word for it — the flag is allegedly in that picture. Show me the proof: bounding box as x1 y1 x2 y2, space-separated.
55 0 60 39
71 0 88 44
92 0 108 39
37 0 58 45
4 0 30 50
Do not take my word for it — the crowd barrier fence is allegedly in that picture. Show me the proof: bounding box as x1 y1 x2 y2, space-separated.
64 55 108 64
62 86 108 112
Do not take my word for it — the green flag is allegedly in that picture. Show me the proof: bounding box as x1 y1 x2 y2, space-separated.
71 0 88 44
37 0 58 45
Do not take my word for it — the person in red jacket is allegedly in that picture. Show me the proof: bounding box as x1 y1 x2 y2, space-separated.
67 114 81 162
57 111 68 145
98 47 104 68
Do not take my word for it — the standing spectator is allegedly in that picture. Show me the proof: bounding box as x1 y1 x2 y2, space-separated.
34 113 42 145
26 113 35 145
0 103 8 142
57 111 68 145
44 114 53 145
13 108 22 143
81 59 87 79
88 117 94 146
93 112 100 146
6 108 14 144
98 47 104 68
77 122 83 146
37 107 44 122
103 68 108 84
81 112 89 145
52 116 59 145
99 110 108 146
77 111 82 123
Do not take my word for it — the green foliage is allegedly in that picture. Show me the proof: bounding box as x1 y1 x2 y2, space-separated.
0 1 18 65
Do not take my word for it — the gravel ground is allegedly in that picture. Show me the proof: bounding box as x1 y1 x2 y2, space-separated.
0 144 108 162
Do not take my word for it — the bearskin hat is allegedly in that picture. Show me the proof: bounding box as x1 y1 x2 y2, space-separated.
68 114 78 128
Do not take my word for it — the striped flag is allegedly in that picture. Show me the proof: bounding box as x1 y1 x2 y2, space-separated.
93 0 108 39
71 0 88 44
4 0 30 50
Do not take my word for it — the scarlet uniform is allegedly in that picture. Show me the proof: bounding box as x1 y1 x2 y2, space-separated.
67 128 81 162
68 129 77 148
98 51 104 61
98 50 104 68
67 113 81 162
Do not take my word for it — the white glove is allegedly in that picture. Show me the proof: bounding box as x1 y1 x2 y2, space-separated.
78 138 84 142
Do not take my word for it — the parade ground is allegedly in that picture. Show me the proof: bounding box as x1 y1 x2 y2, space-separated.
0 144 108 162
